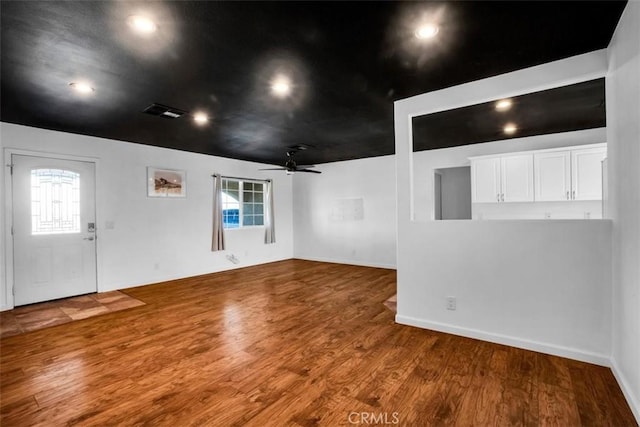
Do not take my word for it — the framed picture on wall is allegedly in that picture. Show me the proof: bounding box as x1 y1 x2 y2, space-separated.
147 167 186 198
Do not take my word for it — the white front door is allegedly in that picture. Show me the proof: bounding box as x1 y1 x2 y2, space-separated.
12 154 97 306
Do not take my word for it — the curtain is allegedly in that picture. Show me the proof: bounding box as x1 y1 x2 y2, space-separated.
212 174 225 251
264 180 276 244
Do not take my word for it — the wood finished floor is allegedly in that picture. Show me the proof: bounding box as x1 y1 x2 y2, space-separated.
0 260 636 426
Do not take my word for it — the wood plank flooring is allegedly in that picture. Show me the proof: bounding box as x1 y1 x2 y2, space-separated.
0 260 636 426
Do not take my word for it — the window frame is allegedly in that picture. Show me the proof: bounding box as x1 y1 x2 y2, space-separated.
221 178 265 230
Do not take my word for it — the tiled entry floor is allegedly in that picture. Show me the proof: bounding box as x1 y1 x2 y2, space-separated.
0 291 145 338
383 294 397 313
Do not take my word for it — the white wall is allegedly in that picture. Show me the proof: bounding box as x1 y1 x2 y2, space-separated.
1 122 294 310
396 220 612 363
395 51 614 365
606 1 640 420
0 132 5 309
293 155 396 269
413 128 607 221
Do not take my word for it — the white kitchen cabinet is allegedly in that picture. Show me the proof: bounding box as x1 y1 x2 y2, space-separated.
471 154 533 203
572 146 607 200
471 157 501 203
471 143 606 208
534 151 571 201
533 145 606 201
501 154 534 202
469 143 606 219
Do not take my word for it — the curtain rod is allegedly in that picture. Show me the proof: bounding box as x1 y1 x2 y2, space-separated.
212 174 271 183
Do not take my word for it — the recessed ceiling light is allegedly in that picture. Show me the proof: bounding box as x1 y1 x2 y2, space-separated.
495 99 512 111
69 82 94 94
127 15 157 35
504 123 518 134
193 112 209 125
415 23 439 40
271 76 292 98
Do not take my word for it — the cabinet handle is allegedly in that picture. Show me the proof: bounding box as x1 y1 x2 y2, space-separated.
572 190 575 200
501 193 504 202
497 194 500 202
566 191 570 200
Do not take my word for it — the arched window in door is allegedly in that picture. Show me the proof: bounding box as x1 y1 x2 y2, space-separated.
31 169 81 235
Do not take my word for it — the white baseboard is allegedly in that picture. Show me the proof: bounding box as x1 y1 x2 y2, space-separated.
611 358 640 424
294 255 396 270
395 314 610 367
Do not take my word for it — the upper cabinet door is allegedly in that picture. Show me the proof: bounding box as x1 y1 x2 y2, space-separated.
471 157 501 203
534 151 571 201
501 154 534 202
572 147 607 200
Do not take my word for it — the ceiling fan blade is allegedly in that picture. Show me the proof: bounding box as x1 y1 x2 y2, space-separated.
260 151 320 174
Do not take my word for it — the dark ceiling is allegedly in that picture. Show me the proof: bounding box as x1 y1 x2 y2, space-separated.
413 78 606 152
0 1 627 166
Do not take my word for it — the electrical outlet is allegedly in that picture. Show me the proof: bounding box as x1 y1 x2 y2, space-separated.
446 296 456 311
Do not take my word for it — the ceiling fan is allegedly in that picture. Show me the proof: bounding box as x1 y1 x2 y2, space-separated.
260 151 321 174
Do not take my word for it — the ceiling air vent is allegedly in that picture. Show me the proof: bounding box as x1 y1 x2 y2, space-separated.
142 103 188 119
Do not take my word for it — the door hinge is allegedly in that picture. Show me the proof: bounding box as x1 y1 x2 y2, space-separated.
6 164 14 175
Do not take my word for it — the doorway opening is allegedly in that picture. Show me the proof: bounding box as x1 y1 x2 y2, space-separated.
433 166 472 220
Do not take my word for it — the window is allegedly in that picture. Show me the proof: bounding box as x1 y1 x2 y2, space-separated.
31 169 81 235
221 179 264 229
